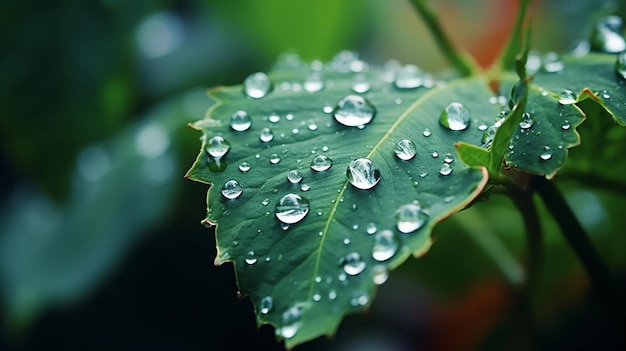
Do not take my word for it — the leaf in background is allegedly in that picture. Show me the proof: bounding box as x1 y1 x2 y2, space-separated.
184 53 504 347
0 89 213 326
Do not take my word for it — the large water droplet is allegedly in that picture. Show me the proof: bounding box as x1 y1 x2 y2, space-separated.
542 52 564 73
519 112 534 129
304 72 324 92
230 110 252 131
616 51 626 80
245 250 257 265
310 155 332 171
287 170 303 184
275 193 310 224
205 136 231 158
244 72 272 98
347 158 381 190
221 179 243 199
439 102 470 131
439 163 453 176
540 146 553 160
259 127 274 142
333 95 376 127
591 15 626 53
394 64 423 89
260 296 273 314
372 229 399 262
558 90 577 105
395 203 428 233
342 252 366 275
394 139 417 160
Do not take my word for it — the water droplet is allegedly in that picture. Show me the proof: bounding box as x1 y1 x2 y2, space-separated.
422 128 432 137
372 265 389 285
478 123 488 131
482 125 498 147
540 146 553 160
278 303 307 339
260 127 274 142
542 52 564 73
394 139 417 160
270 154 280 164
221 179 243 199
281 223 290 231
275 193 310 224
333 95 376 127
351 73 370 93
312 293 322 302
443 153 454 163
238 161 251 172
439 102 470 131
366 222 377 234
328 289 337 300
616 51 626 80
561 120 571 130
244 72 272 98
395 203 429 233
260 296 273 314
350 291 369 306
310 155 332 171
300 184 310 192
245 251 257 265
343 238 351 245
519 112 534 129
431 151 439 158
230 110 252 131
287 170 303 184
292 128 299 134
347 158 381 190
439 163 453 176
558 90 577 105
394 64 423 89
341 252 366 276
304 72 324 92
372 229 399 262
351 203 358 211
205 136 231 158
591 15 626 53
308 122 318 131
419 171 428 178
261 198 269 206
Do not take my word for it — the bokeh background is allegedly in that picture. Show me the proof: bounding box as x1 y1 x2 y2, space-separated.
2 0 626 350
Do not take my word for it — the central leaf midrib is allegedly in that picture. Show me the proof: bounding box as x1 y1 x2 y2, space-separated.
305 76 483 303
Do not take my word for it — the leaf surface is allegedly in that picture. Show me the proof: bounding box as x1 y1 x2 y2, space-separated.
186 58 496 347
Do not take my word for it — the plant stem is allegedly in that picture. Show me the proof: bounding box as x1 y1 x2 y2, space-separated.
508 185 542 290
407 0 477 76
497 0 532 71
533 177 626 329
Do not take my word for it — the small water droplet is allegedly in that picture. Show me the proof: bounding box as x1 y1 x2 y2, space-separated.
395 203 429 233
341 252 366 275
308 122 318 131
540 146 553 160
422 128 432 137
323 105 333 114
372 229 399 262
287 170 303 184
310 155 332 171
312 293 322 302
394 64 424 89
278 303 307 339
245 250 257 265
343 238 351 245
482 125 498 147
230 110 252 131
261 198 269 206
478 123 488 131
300 184 310 192
351 203 358 211
304 72 324 92
439 102 470 131
542 52 564 73
238 161 251 172
519 112 534 129
372 265 389 285
275 193 310 224
347 158 381 190
221 179 243 199
431 151 439 158
322 145 329 152
205 136 231 158
591 15 626 53
616 51 626 79
558 90 577 105
333 95 376 127
328 289 337 300
281 223 290 231
561 120 571 130
260 127 274 142
268 113 280 123
351 73 370 93
350 291 369 306
244 72 272 98
366 222 377 234
443 153 454 163
394 139 417 160
260 296 273 314
439 163 453 176
419 171 428 178
270 154 280 164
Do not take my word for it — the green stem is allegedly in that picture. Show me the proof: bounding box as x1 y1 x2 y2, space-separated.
408 0 477 76
533 177 626 329
508 185 542 290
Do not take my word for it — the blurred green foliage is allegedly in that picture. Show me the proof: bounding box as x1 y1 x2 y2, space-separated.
0 0 625 350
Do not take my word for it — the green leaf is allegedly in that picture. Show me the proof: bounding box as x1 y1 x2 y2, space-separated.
185 58 501 347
